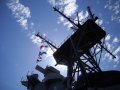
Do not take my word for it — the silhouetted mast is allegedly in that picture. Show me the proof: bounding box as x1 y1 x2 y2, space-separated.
53 7 80 29
35 32 58 50
53 6 116 89
87 6 98 21
21 5 119 90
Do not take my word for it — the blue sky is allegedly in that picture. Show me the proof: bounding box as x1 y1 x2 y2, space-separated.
0 0 120 90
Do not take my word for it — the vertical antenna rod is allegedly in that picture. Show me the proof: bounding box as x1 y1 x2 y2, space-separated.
87 6 94 20
87 6 98 21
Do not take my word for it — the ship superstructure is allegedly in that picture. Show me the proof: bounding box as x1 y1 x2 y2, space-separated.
21 6 120 90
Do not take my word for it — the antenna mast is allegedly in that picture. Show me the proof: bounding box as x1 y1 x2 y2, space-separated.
35 32 58 50
53 6 116 89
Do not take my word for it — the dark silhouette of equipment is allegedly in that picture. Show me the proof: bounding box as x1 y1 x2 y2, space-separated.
21 6 120 90
52 6 118 90
21 74 40 89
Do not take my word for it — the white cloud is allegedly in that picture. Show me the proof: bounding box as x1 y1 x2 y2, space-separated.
49 0 103 29
78 11 88 20
30 33 56 60
106 42 112 50
76 11 89 24
105 34 111 41
46 48 54 57
113 46 120 55
7 0 56 65
31 22 34 26
113 46 120 62
50 0 78 16
58 16 65 22
105 0 120 22
103 35 120 63
63 20 73 28
49 0 78 28
96 19 103 26
7 0 31 30
113 37 119 43
49 0 56 5
18 19 28 29
63 1 78 16
30 35 42 46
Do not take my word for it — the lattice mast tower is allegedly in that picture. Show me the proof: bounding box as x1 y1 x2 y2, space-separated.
35 6 116 89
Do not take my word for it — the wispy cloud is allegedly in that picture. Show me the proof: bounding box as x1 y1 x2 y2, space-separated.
7 0 120 68
63 0 78 17
49 0 120 66
49 0 103 28
104 34 120 63
30 34 42 46
49 0 78 16
105 34 111 41
113 37 119 43
7 0 44 48
49 0 78 28
7 0 31 30
104 0 120 22
79 11 89 24
96 19 103 26
113 46 120 55
7 0 37 44
30 34 55 58
7 0 54 62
